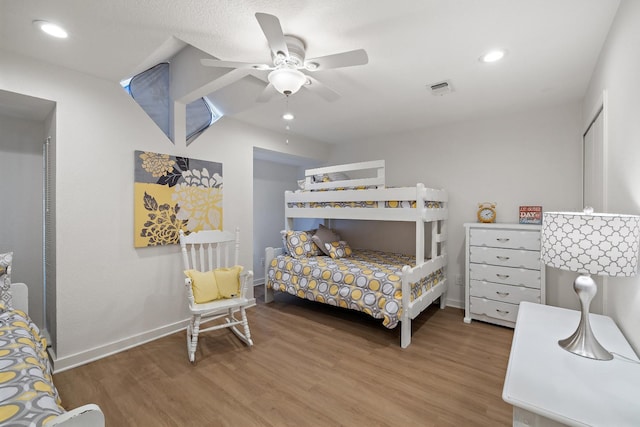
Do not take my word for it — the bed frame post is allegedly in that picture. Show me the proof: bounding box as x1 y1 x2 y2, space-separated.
437 213 448 309
400 266 412 348
416 219 425 265
415 183 425 265
264 247 275 303
401 319 411 348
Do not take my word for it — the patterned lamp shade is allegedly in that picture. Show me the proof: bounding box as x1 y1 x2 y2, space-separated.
541 211 640 276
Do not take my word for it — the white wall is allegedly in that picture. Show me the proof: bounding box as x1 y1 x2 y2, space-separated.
252 158 301 283
582 0 640 352
328 103 583 309
1 49 330 370
0 115 45 326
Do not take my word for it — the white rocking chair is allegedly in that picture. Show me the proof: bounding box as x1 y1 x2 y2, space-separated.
179 228 254 363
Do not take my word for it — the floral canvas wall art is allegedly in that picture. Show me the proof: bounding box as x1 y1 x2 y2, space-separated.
134 151 223 247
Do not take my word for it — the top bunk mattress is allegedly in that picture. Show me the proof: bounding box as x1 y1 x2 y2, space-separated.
285 185 447 222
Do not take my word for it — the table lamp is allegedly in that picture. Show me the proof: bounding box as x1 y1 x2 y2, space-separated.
541 208 640 360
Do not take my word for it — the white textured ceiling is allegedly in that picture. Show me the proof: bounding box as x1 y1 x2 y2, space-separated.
0 0 620 144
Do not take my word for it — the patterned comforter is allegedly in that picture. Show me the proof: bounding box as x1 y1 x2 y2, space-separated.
266 249 443 328
0 307 64 426
289 186 444 209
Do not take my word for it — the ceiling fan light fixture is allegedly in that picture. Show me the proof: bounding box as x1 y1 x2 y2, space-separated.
268 68 307 95
33 20 68 38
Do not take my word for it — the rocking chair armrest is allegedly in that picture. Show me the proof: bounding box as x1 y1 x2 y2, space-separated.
239 270 253 297
183 277 196 304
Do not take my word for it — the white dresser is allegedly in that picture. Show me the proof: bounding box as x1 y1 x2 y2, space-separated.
464 223 545 328
503 302 640 426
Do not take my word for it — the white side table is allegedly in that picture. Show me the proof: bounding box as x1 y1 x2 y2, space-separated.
503 302 640 427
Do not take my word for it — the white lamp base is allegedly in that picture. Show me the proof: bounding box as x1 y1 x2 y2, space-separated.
559 274 613 361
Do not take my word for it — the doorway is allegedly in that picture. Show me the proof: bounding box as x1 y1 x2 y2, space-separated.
0 89 56 341
583 104 606 211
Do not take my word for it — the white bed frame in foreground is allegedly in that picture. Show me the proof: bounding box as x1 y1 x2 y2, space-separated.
265 160 448 348
9 283 105 427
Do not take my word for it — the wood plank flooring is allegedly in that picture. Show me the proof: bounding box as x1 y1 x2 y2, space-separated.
54 289 515 426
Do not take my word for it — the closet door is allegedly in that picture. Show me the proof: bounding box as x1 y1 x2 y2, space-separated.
583 107 605 212
582 103 606 314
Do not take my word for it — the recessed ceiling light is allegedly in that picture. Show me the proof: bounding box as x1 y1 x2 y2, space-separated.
282 113 294 121
33 20 68 39
480 49 506 63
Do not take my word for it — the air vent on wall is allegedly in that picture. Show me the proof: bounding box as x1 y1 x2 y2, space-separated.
428 80 453 96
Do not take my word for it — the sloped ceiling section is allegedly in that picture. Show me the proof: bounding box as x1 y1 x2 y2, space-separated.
125 43 251 146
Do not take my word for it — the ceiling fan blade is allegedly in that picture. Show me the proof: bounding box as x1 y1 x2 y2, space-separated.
305 49 368 70
303 76 340 102
201 58 271 70
256 83 280 102
255 13 289 57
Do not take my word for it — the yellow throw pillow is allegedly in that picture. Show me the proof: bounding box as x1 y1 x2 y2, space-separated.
214 266 243 299
284 230 321 258
184 270 220 303
325 241 353 259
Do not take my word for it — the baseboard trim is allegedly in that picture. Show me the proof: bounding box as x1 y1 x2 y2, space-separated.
445 298 464 310
50 319 189 373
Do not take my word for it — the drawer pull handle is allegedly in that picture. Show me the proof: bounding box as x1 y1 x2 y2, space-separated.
496 274 510 279
496 291 510 297
496 256 510 261
496 309 510 316
496 238 510 243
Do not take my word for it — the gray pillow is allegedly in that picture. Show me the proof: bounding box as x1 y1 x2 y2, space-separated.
0 252 13 309
312 224 340 256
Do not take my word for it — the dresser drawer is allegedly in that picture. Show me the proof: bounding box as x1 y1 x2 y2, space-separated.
469 246 541 270
469 297 519 323
469 228 540 250
469 280 541 304
469 264 541 289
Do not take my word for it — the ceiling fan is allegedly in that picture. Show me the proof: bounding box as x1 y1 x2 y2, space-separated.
200 12 368 102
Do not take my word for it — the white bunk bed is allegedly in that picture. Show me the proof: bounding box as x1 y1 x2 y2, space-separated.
264 160 448 348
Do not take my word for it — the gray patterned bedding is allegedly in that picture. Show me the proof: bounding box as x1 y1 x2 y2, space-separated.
266 249 444 328
0 305 64 426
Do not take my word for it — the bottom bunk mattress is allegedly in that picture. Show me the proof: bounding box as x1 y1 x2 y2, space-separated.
0 305 64 426
266 249 444 328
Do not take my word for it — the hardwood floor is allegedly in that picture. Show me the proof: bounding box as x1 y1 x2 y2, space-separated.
54 289 515 426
